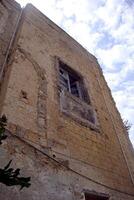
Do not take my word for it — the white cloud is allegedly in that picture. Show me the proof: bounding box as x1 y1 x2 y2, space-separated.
96 44 129 71
95 0 123 30
56 0 104 21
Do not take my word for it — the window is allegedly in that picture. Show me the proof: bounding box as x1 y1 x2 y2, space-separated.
59 60 87 101
58 59 99 130
84 192 109 200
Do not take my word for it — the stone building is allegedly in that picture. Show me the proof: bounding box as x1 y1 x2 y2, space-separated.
0 0 134 199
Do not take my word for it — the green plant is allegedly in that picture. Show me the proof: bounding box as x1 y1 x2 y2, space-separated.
123 119 132 134
0 115 31 189
0 160 31 189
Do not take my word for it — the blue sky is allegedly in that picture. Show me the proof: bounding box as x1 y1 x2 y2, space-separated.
16 0 134 146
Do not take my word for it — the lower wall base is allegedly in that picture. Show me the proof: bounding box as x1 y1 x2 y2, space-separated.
0 132 133 200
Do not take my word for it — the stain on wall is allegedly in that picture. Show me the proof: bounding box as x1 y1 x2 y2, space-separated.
0 1 133 200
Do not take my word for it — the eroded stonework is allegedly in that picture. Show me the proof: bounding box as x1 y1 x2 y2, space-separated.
60 90 99 131
0 1 134 200
0 0 21 77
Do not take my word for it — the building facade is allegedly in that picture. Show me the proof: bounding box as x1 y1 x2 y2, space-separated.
0 0 134 199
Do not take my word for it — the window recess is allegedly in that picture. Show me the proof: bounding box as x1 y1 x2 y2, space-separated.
59 60 87 101
84 192 109 200
58 59 99 130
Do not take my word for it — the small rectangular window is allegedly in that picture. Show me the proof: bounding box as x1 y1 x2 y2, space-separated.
85 192 109 200
59 60 88 101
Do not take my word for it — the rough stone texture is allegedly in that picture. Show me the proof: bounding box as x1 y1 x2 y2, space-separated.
60 90 99 131
0 0 21 77
0 2 134 200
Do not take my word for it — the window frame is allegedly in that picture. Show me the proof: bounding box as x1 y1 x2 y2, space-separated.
58 60 87 102
56 57 100 132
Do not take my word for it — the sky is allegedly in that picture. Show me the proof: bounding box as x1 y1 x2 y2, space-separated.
16 0 134 146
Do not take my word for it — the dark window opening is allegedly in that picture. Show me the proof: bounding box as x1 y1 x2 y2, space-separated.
59 60 89 102
85 192 109 200
70 74 81 98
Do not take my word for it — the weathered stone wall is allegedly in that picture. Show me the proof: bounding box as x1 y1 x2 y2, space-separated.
0 2 133 200
0 132 133 200
0 0 21 77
